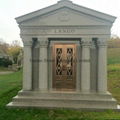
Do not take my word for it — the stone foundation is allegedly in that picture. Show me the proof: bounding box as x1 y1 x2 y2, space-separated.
7 90 118 110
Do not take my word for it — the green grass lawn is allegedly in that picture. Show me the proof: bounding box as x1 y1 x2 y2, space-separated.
108 48 120 64
0 47 120 120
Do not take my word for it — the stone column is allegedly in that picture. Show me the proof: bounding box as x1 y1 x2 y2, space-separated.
22 40 32 91
81 38 91 93
38 38 48 92
97 40 107 93
76 43 81 92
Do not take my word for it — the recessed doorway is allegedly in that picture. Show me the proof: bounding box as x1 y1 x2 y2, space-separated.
52 44 76 91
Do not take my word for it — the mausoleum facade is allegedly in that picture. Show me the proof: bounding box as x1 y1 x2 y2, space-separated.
8 0 118 109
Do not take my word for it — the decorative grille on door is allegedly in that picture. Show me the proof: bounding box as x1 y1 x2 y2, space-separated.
67 48 73 76
56 48 62 75
53 44 76 90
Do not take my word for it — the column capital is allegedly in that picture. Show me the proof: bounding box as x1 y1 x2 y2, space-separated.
23 41 32 47
21 36 33 47
38 37 48 47
97 41 107 47
91 40 96 49
39 40 48 47
81 38 92 47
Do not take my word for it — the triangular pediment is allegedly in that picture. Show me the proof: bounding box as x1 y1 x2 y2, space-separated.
16 0 116 26
21 8 111 26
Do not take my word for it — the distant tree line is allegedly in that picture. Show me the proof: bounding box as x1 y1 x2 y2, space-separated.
108 36 120 48
0 39 23 68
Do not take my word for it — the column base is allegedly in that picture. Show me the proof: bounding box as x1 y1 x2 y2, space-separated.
38 89 48 93
81 90 91 94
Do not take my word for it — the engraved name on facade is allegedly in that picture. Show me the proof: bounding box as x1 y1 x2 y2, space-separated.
54 29 75 33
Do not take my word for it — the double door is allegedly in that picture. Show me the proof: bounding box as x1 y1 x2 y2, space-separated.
53 44 76 90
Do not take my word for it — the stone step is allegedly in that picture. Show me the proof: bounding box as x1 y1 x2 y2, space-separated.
18 90 113 100
13 95 114 101
7 90 118 110
13 96 117 103
10 96 117 109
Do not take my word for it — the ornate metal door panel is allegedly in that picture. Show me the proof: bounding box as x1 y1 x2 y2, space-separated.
53 44 76 90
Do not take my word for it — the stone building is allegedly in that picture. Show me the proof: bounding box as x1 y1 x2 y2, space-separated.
8 0 118 109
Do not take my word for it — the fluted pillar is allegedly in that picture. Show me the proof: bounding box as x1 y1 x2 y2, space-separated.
81 38 91 93
38 38 48 92
97 40 107 93
22 40 32 91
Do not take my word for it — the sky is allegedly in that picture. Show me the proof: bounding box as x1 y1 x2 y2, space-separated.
0 0 120 45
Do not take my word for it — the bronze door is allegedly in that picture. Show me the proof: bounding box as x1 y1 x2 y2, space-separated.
53 44 76 91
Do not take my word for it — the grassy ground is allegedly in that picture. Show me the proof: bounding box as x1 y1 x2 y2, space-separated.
0 47 120 120
108 48 120 105
108 48 120 64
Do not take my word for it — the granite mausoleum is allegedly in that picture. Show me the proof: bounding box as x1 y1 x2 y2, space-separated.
7 0 118 109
